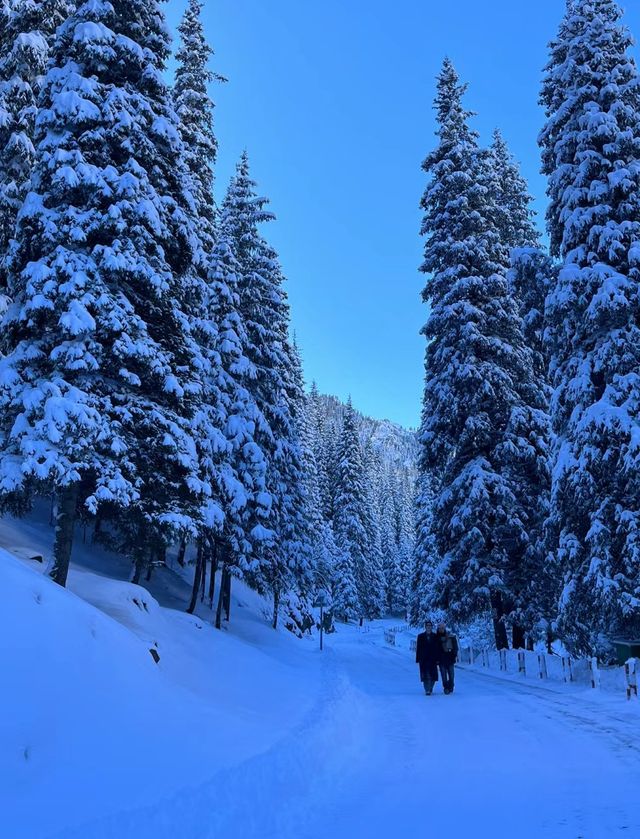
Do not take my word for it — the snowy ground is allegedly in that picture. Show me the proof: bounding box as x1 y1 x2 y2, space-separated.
2 513 640 839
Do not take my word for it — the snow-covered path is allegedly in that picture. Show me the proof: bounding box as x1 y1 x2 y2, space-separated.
313 633 640 839
59 626 640 839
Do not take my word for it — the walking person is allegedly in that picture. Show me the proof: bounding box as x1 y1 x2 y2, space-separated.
415 619 439 695
436 622 458 694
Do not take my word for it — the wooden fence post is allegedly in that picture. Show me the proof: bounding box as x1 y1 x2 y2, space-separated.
538 654 547 679
625 659 638 701
518 651 526 675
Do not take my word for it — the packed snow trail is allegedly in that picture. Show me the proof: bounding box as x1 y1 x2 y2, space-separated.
314 635 640 839
55 625 640 839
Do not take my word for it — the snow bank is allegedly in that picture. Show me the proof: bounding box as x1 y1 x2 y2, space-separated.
0 549 320 838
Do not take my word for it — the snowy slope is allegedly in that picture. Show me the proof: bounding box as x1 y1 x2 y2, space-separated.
0 546 322 839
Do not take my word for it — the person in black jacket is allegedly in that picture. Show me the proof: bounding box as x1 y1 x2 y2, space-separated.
436 622 459 694
415 620 440 695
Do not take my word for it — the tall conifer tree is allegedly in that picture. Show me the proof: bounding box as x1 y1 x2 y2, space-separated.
0 0 72 294
490 129 540 250
0 0 205 585
333 399 370 619
417 59 549 646
173 0 224 252
540 0 640 656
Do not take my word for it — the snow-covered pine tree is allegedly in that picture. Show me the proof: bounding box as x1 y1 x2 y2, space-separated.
331 542 359 623
223 154 314 629
173 0 224 253
489 133 555 647
295 373 333 596
394 473 416 618
491 128 553 384
539 0 581 258
0 0 72 296
418 59 549 647
410 401 438 626
540 0 640 657
379 466 400 611
490 128 540 250
307 381 332 520
206 186 269 594
170 0 239 608
0 0 206 586
503 247 557 646
361 440 386 618
333 398 371 620
278 339 316 635
508 249 556 382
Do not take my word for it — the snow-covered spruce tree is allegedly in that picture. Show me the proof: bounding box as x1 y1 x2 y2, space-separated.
206 188 270 603
223 154 314 629
380 466 400 611
490 128 540 251
395 473 416 618
0 0 206 586
278 340 317 635
489 132 555 647
333 398 370 620
504 248 558 646
361 441 386 617
540 0 640 658
380 465 414 617
307 381 333 520
332 542 359 622
0 0 72 296
539 0 581 258
418 59 550 647
508 249 556 383
491 129 553 383
296 371 335 598
169 0 242 608
410 404 438 626
173 0 224 253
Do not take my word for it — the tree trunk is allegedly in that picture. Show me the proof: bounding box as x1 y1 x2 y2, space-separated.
208 538 218 609
200 542 207 603
131 549 146 585
215 562 226 629
156 542 166 567
187 537 204 615
224 569 232 622
92 508 104 542
176 537 187 567
49 484 79 587
272 587 280 630
512 623 526 650
491 592 509 650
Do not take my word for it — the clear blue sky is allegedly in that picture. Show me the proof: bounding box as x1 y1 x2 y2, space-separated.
165 0 640 429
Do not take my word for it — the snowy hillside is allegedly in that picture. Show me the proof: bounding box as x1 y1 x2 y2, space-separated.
0 540 325 838
315 392 418 474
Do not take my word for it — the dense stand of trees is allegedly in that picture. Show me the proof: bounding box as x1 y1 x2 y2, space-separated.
414 0 640 662
0 0 416 631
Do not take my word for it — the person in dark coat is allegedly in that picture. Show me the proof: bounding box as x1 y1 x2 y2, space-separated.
436 622 459 694
415 619 440 695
